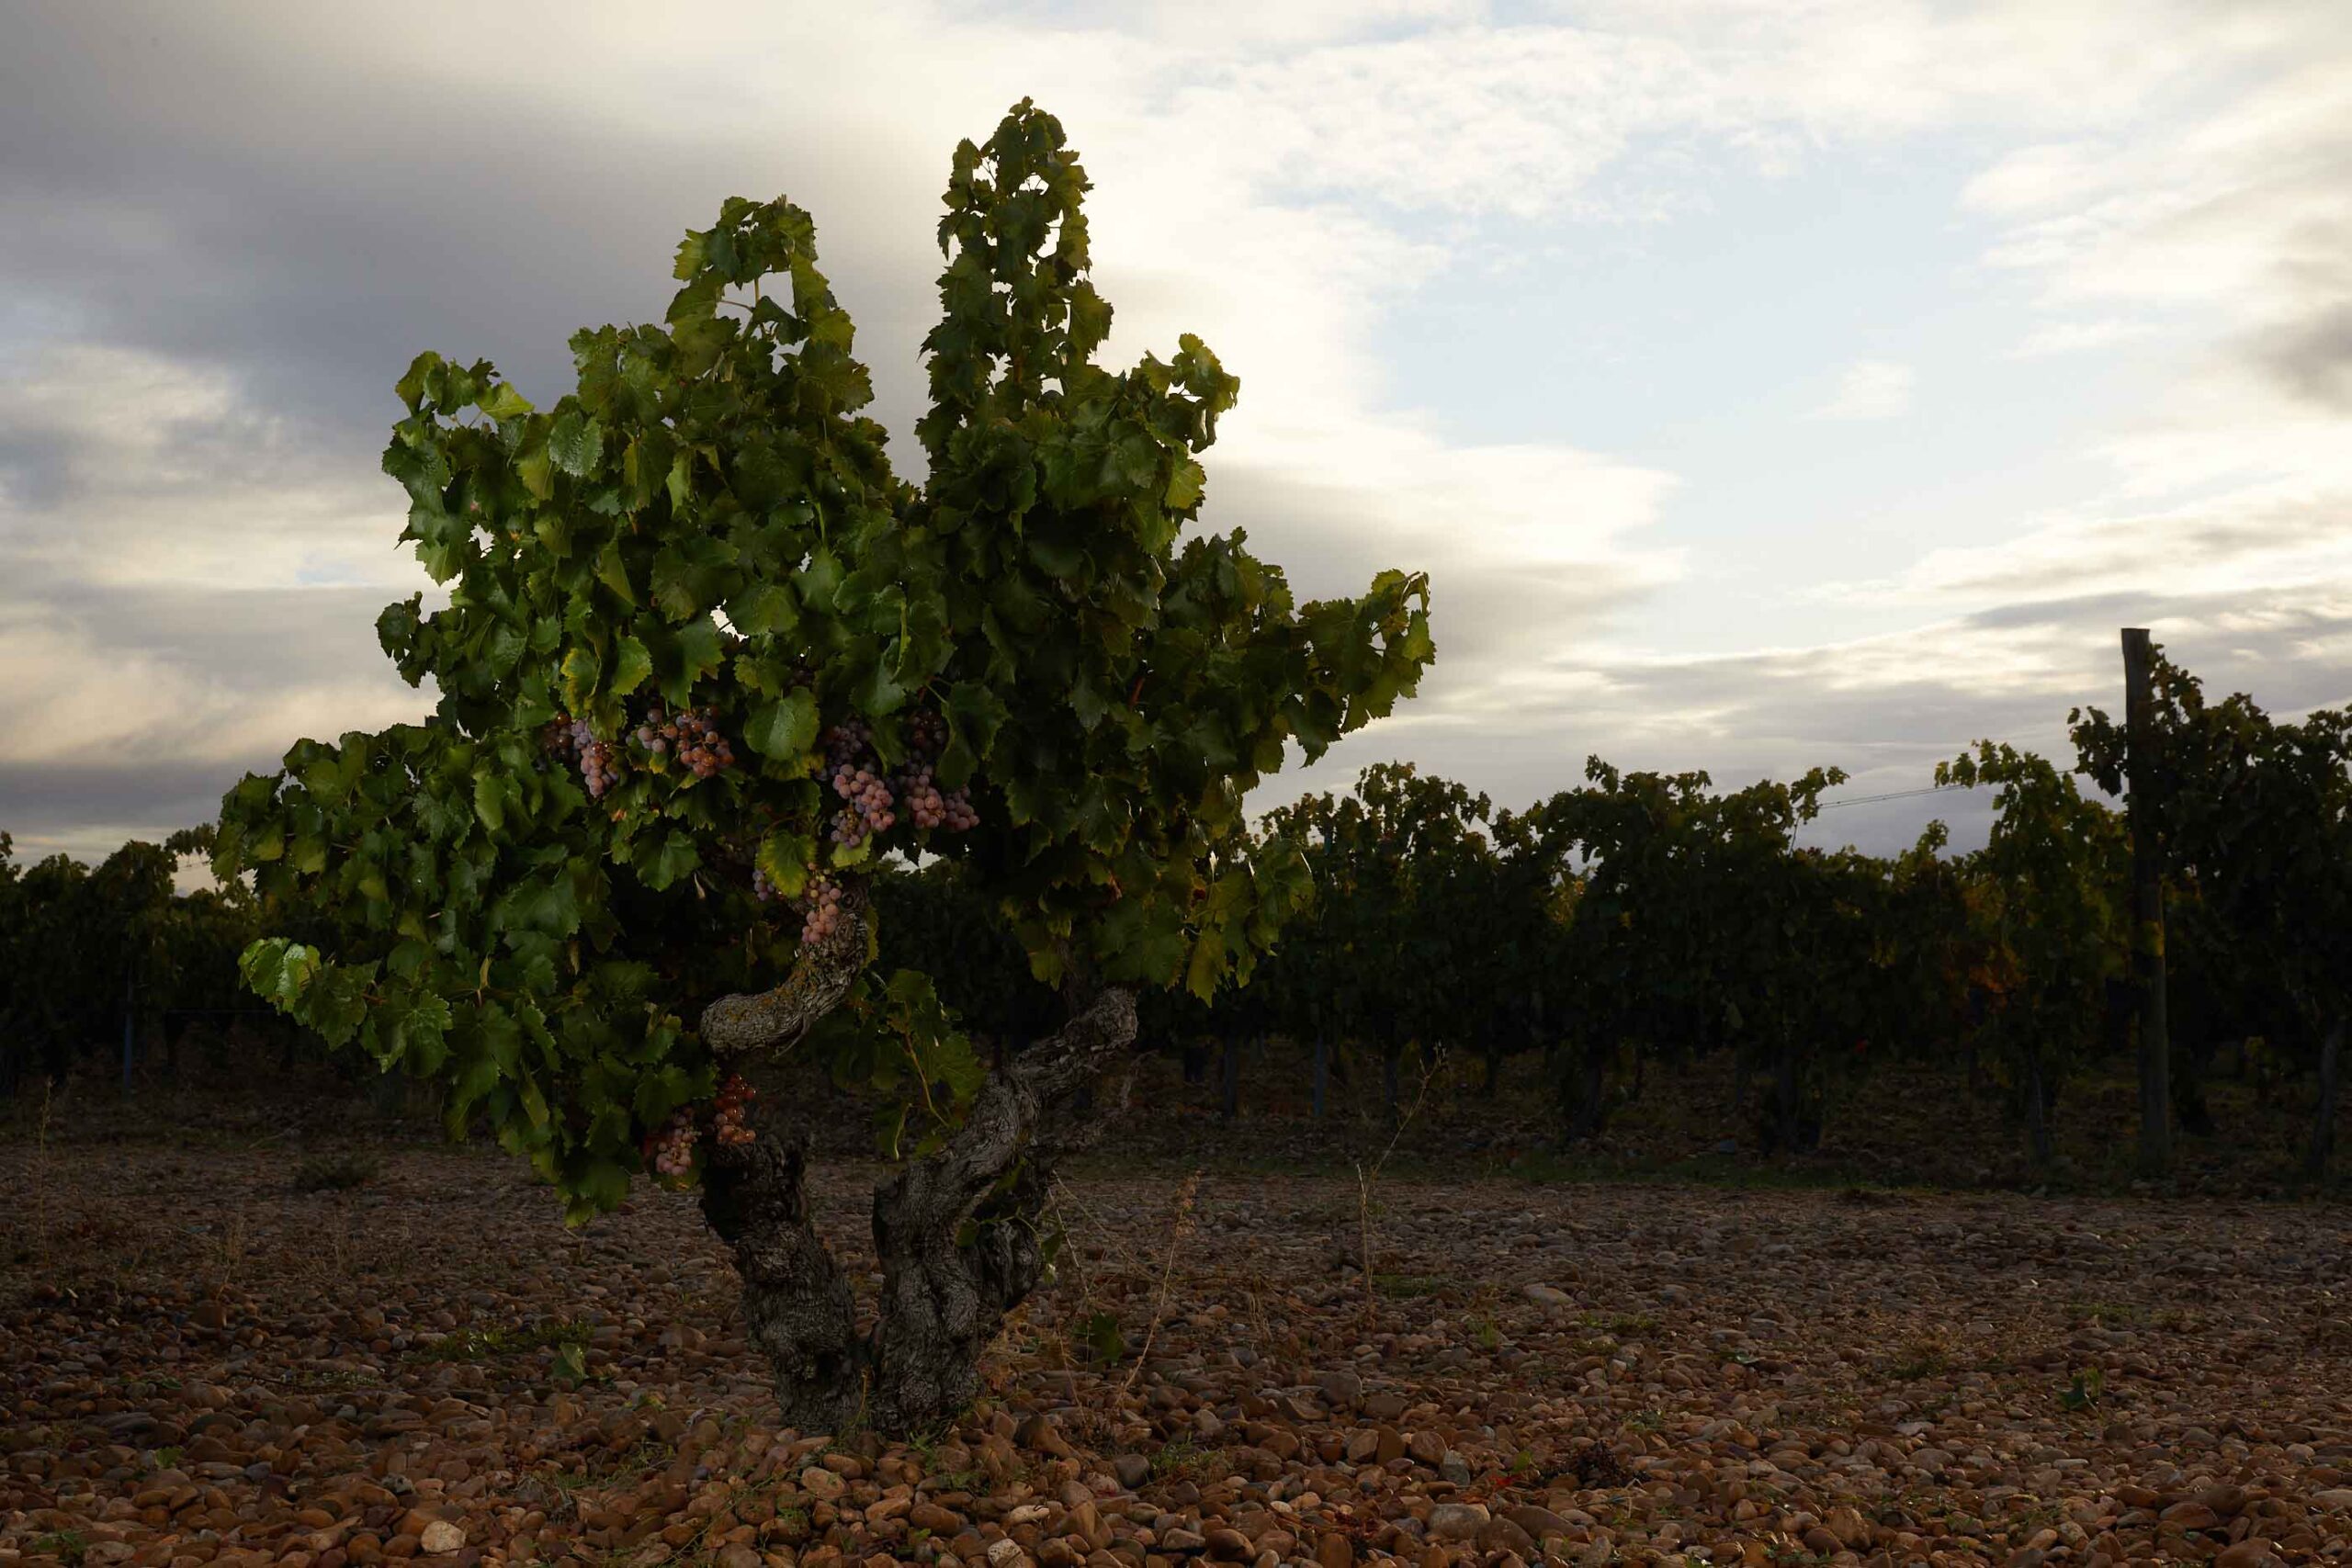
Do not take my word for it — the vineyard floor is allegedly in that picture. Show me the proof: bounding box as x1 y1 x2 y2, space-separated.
6 1117 2351 1568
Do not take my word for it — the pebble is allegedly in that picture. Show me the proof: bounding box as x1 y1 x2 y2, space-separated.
6 1139 2350 1568
1427 1503 1489 1542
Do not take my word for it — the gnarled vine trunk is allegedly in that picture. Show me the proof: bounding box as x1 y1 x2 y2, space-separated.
697 908 1140 1435
865 982 1137 1430
698 1125 865 1432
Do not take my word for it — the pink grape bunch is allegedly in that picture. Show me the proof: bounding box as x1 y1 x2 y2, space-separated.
635 703 736 780
900 765 948 829
794 873 846 947
711 1075 757 1148
893 708 978 832
893 763 977 831
548 714 627 799
820 708 980 845
580 739 626 798
646 1106 697 1179
823 721 898 847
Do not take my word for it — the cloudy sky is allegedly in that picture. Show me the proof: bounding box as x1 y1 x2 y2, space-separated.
4 0 2348 874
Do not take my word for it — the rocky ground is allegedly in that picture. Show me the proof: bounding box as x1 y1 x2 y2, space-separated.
6 1124 2352 1568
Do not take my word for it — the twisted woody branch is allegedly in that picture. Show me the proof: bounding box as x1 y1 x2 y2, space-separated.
696 893 1140 1430
698 880 875 1059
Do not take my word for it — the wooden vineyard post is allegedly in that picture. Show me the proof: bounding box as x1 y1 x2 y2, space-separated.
2311 1018 2343 1179
2121 627 2173 1177
121 963 137 1097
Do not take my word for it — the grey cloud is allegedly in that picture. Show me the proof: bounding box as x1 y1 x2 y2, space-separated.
2252 302 2352 414
0 573 434 847
0 759 258 847
1589 590 2352 734
1196 459 1667 671
29 578 426 688
0 430 72 513
1878 496 2352 604
0 6 961 460
1960 591 2154 633
3 0 2346 878
1325 586 2352 855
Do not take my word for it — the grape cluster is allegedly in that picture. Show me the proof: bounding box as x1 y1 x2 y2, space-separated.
794 873 846 947
544 715 619 797
823 722 897 847
753 859 841 946
752 857 831 934
548 714 627 799
896 763 978 831
636 705 735 780
819 711 979 846
647 1107 697 1179
581 738 626 798
712 1075 757 1148
900 765 947 829
896 710 978 832
824 719 874 768
906 708 948 757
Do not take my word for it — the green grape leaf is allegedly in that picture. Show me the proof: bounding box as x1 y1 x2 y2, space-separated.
746 689 819 760
609 635 653 696
549 412 605 478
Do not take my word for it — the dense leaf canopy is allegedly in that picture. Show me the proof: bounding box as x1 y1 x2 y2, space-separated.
1936 741 2128 1116
215 102 1433 1215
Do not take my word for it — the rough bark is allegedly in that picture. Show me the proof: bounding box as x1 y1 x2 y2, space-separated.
699 880 873 1060
700 919 1144 1435
864 982 1139 1433
699 1124 866 1432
